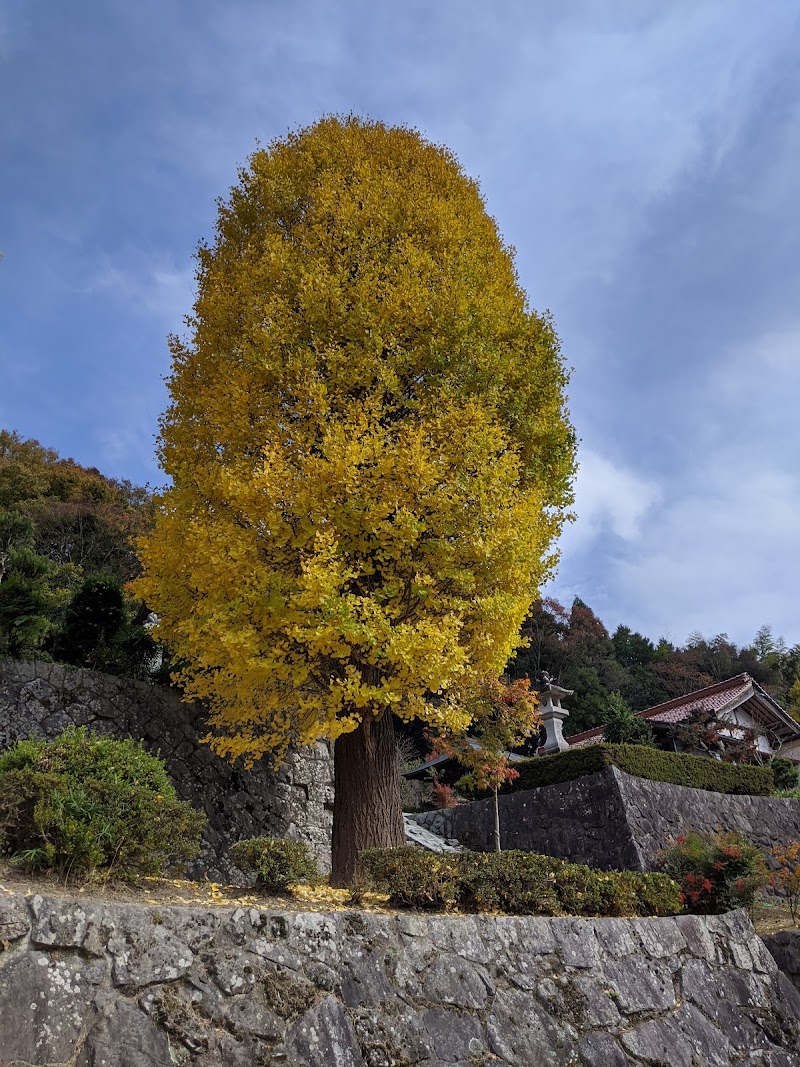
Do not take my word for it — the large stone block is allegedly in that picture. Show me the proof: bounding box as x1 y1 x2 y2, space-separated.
440 764 800 872
763 929 800 992
1 894 800 1065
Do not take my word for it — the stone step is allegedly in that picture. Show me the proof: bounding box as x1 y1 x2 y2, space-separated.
403 813 462 853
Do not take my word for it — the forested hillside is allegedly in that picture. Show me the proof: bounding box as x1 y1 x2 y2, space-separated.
0 430 155 673
509 597 800 736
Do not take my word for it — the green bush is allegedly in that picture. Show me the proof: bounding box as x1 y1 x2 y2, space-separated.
770 756 799 792
659 831 769 914
360 847 682 917
600 692 656 747
457 851 561 914
359 847 460 910
0 727 205 879
507 744 774 796
228 837 320 894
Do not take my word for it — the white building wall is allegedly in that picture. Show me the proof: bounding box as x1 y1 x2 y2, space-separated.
718 707 774 756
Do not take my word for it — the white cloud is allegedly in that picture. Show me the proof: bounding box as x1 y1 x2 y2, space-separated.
549 317 800 645
707 319 800 410
613 462 800 646
561 448 662 551
82 257 194 332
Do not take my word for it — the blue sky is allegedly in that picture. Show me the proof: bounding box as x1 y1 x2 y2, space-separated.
2 1 799 648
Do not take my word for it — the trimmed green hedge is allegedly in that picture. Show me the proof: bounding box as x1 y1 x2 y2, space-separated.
228 837 320 893
504 744 774 796
360 846 681 917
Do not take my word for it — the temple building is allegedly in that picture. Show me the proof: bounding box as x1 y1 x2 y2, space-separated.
404 673 800 783
567 673 800 762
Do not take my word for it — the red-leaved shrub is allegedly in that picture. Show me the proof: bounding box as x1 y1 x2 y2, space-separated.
659 831 768 913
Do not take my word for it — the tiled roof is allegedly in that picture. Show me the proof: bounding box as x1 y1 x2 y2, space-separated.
567 674 756 747
401 736 524 779
567 729 604 747
642 674 753 724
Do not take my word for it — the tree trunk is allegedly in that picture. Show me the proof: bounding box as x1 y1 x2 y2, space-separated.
330 710 405 887
492 787 501 852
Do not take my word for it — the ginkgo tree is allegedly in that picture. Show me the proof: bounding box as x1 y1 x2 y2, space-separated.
135 116 575 885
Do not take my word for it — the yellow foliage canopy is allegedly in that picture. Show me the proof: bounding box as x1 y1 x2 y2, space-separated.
135 117 575 765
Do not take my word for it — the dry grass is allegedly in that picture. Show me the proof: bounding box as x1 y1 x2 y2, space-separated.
751 896 800 937
0 858 391 913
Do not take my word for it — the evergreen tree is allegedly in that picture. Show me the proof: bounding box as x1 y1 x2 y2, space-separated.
600 691 655 746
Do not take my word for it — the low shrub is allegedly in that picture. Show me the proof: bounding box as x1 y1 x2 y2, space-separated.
457 851 562 915
632 871 687 916
551 860 606 915
659 831 769 914
228 837 320 894
0 727 205 879
507 744 774 796
360 847 460 910
360 847 682 917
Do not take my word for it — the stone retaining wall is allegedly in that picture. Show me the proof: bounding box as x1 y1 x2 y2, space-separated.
413 766 800 870
763 930 800 994
0 891 798 1066
0 658 334 877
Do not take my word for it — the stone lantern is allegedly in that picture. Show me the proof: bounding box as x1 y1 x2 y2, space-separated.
537 672 573 754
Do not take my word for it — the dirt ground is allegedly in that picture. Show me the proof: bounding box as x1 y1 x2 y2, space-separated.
0 859 383 914
751 897 800 937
